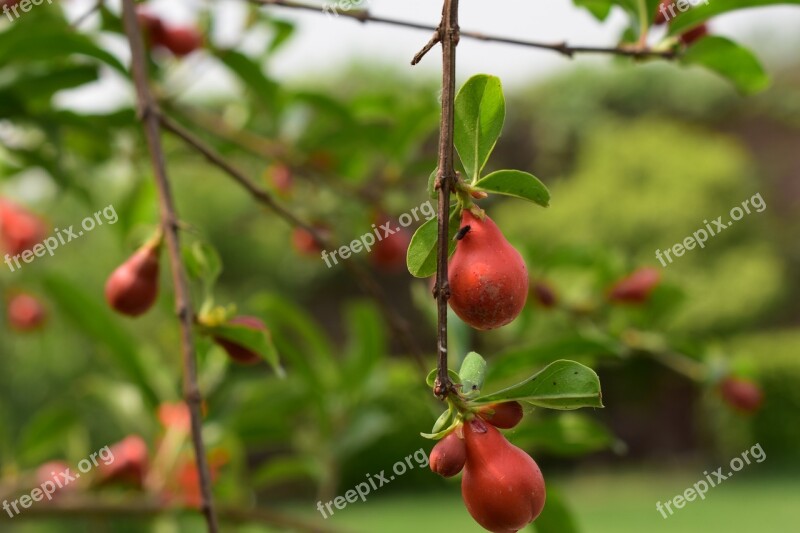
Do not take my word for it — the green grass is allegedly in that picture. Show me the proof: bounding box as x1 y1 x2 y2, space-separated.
295 469 800 532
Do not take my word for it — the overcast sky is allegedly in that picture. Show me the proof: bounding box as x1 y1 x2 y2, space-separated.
58 0 800 111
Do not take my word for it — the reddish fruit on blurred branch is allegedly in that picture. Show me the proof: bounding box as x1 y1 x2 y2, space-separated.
532 281 558 309
720 377 763 414
0 198 47 256
98 435 148 488
608 267 661 304
679 24 709 46
430 429 467 478
477 401 524 429
461 419 546 532
371 215 411 272
448 210 529 330
213 315 269 365
7 293 46 331
105 237 162 317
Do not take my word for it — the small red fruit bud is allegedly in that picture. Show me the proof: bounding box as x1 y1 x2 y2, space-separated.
448 210 529 330
98 435 148 487
137 10 165 41
608 267 661 304
158 402 192 432
532 281 558 308
461 419 546 532
720 377 763 414
159 26 203 57
653 0 671 25
214 315 268 365
0 198 47 256
478 401 524 429
291 225 328 257
430 430 467 478
105 240 161 317
266 163 293 196
371 216 411 272
679 24 709 46
7 293 46 331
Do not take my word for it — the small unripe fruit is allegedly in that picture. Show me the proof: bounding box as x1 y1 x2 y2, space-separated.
608 267 661 304
105 241 161 317
266 163 293 196
532 281 557 309
158 402 192 432
653 0 671 25
679 24 709 46
720 377 763 414
430 430 467 478
0 199 47 256
461 419 546 533
159 26 203 57
7 293 46 331
478 401 524 429
291 225 328 257
98 435 148 487
137 10 165 40
214 315 267 365
448 210 529 330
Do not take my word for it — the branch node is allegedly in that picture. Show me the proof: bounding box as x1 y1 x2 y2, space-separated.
412 28 442 65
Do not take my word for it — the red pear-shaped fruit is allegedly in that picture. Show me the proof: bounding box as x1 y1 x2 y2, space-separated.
477 401 524 430
720 377 763 414
461 419 546 533
105 241 160 317
98 435 148 487
448 211 528 330
608 267 661 304
214 315 267 365
430 430 467 478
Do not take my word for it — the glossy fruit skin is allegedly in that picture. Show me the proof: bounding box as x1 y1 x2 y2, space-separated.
98 435 148 487
430 430 467 478
105 243 160 317
448 211 528 330
461 420 546 533
478 402 524 430
679 24 709 46
214 315 267 365
608 267 661 304
7 293 46 331
720 377 763 414
159 26 203 57
0 199 47 256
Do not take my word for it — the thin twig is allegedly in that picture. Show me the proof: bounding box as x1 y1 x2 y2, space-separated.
420 0 460 400
119 2 220 532
158 113 428 372
249 0 677 60
71 0 104 29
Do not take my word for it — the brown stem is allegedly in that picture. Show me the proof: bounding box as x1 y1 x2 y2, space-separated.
419 0 460 400
158 114 428 372
119 2 219 532
250 0 677 60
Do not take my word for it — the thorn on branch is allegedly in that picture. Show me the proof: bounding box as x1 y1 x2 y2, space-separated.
412 28 442 65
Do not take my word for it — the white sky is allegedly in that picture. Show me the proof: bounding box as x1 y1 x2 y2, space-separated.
58 0 800 111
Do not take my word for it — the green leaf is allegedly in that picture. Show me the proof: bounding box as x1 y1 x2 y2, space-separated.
459 351 487 398
18 407 78 466
207 322 284 377
475 360 603 410
474 170 550 207
510 413 621 456
253 456 319 489
343 301 386 384
183 241 223 286
425 368 462 388
454 74 506 181
668 0 800 36
427 168 438 200
215 49 279 108
533 487 581 533
430 406 456 434
680 36 770 95
572 0 615 21
406 204 460 278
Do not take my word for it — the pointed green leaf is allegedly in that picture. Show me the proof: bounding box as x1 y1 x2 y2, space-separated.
475 360 603 410
425 368 462 388
454 74 506 181
668 0 800 36
207 322 284 377
474 170 550 207
406 205 460 278
680 36 770 95
459 351 487 398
